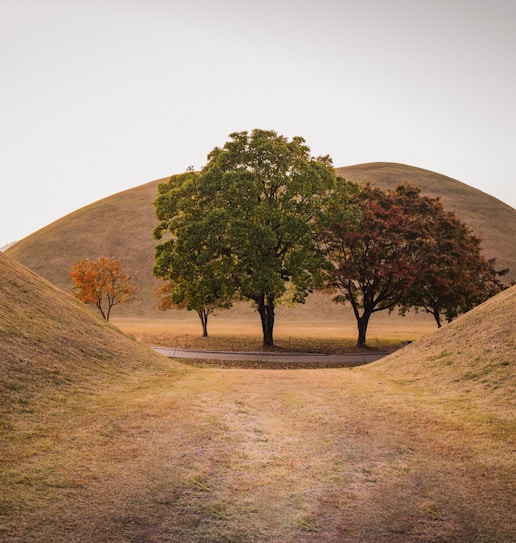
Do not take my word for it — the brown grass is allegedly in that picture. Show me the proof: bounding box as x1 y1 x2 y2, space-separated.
113 308 436 354
5 177 163 316
1 252 514 542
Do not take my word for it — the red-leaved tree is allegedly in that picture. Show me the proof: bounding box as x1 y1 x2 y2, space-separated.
398 208 508 327
322 184 427 346
321 183 507 346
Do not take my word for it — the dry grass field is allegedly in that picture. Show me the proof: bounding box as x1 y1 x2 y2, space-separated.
1 251 515 542
113 308 436 354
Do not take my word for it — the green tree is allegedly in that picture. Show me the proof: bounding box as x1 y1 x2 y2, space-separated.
153 170 234 337
154 129 344 346
155 280 231 337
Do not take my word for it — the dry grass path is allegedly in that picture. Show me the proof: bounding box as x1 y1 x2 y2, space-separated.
3 361 513 542
2 243 514 542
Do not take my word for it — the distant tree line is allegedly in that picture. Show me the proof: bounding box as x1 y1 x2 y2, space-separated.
153 129 508 347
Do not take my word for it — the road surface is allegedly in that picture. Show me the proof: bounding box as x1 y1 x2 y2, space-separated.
152 346 389 365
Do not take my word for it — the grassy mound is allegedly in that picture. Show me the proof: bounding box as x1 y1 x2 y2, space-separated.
5 177 163 316
374 284 515 400
0 251 168 413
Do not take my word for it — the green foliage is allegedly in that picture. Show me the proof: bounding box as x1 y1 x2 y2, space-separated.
154 171 234 336
154 129 351 345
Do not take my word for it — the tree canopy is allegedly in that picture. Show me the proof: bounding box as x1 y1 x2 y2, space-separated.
70 257 136 321
153 171 235 337
322 183 508 346
398 204 508 327
154 129 348 345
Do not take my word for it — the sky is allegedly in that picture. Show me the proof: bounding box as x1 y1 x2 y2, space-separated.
1 0 515 248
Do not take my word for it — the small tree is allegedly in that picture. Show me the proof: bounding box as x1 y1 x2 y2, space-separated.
398 209 508 327
153 170 235 337
155 276 233 337
70 257 136 321
322 184 427 346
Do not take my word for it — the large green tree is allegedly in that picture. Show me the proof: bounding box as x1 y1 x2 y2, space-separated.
154 129 345 346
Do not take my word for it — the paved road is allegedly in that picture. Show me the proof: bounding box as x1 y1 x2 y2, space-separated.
153 346 389 365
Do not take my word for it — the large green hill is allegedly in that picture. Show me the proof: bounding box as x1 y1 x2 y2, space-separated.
6 162 515 317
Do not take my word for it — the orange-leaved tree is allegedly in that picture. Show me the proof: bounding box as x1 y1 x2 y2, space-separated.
70 257 136 321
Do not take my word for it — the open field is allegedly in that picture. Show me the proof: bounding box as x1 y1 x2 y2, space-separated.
1 251 514 542
114 310 437 353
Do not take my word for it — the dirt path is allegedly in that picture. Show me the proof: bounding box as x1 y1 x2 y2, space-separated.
3 364 514 542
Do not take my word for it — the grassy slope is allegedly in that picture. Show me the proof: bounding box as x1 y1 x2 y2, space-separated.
1 247 514 542
6 178 163 316
374 284 515 400
0 250 170 414
6 163 516 321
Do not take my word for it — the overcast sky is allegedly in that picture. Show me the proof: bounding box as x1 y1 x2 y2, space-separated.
1 0 515 248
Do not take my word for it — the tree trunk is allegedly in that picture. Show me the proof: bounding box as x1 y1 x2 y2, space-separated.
257 293 275 347
197 309 209 337
96 300 108 321
428 309 442 328
356 311 372 347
